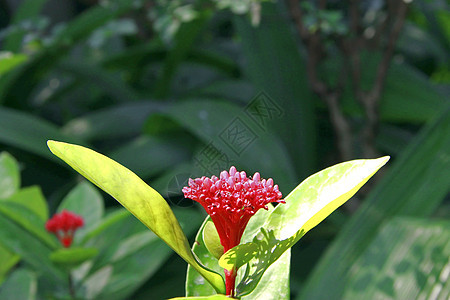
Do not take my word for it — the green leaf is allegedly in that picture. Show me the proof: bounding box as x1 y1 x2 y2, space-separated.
58 181 104 242
0 201 58 249
47 140 225 294
50 247 98 269
0 52 28 77
234 3 316 178
343 217 450 300
0 210 64 281
165 99 297 190
109 136 190 179
265 156 390 241
62 102 165 142
300 106 450 299
0 152 20 199
81 265 113 300
5 186 48 221
81 208 130 244
0 269 37 300
0 107 81 160
92 207 203 300
202 221 223 260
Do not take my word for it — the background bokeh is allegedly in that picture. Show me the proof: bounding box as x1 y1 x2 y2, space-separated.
0 0 449 299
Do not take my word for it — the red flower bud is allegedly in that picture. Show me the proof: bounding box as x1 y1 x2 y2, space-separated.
45 210 84 248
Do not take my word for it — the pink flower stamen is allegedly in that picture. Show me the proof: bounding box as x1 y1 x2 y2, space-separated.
45 210 84 248
183 166 284 296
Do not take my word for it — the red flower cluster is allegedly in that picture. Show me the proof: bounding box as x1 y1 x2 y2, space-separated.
183 166 284 296
45 210 84 248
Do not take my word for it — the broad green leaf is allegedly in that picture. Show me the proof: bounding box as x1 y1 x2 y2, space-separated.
265 156 390 240
0 269 37 300
0 52 28 77
300 107 450 299
5 186 48 221
58 181 104 241
62 102 165 142
0 201 58 249
109 136 190 179
50 247 98 269
202 221 223 260
244 250 291 299
81 209 130 244
0 152 20 199
234 3 316 178
47 140 225 294
81 265 113 300
165 99 297 190
343 217 450 300
0 210 64 281
219 157 389 296
0 107 81 160
94 207 203 300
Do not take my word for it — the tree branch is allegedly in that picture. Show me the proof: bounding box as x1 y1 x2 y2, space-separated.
359 1 408 157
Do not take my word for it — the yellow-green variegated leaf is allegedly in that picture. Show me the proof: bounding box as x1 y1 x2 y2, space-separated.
47 140 225 294
266 156 390 240
219 157 389 296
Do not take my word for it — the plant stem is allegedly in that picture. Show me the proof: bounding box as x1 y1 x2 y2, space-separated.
68 273 75 299
225 268 237 297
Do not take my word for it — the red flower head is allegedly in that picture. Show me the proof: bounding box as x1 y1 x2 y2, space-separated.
45 210 84 248
183 166 284 295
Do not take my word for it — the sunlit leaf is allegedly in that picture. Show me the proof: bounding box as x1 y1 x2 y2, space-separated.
47 140 225 294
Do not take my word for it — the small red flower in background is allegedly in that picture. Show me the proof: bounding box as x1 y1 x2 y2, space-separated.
45 210 84 248
183 166 284 296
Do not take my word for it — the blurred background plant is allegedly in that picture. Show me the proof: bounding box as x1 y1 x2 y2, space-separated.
0 0 449 299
